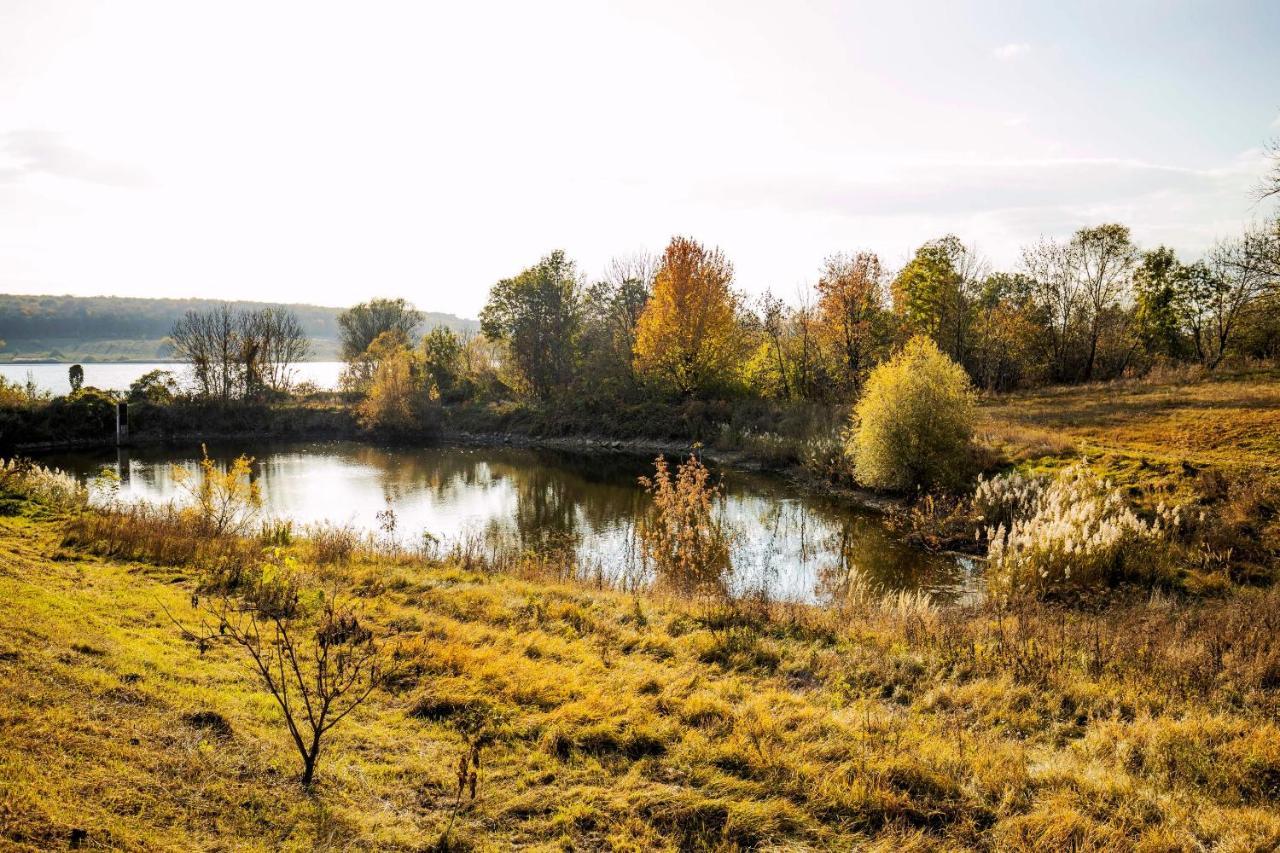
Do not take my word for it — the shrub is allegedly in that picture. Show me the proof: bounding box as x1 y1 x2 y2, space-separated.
127 369 178 404
173 591 392 786
984 462 1181 599
638 453 733 595
847 335 976 492
171 446 262 536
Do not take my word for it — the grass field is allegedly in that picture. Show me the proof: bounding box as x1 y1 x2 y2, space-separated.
2 370 1279 850
3 500 1280 851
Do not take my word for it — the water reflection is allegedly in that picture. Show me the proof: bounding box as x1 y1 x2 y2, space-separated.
39 440 970 603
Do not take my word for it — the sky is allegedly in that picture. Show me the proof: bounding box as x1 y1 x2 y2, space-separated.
1 0 1277 318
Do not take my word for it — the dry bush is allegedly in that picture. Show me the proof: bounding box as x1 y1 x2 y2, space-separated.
638 453 733 596
170 588 393 786
305 522 359 566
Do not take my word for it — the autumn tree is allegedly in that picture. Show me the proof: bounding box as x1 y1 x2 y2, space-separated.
338 298 424 386
358 338 424 433
633 237 743 397
421 326 463 399
815 251 887 396
480 250 583 400
891 236 986 365
967 272 1044 390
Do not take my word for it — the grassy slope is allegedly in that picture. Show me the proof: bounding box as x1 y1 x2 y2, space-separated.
980 367 1280 501
3 501 1280 851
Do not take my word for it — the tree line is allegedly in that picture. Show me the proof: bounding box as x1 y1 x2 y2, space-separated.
336 217 1278 433
161 212 1278 415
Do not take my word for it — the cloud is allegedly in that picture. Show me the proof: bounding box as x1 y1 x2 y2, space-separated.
0 130 148 187
694 157 1253 217
686 151 1269 262
992 42 1031 61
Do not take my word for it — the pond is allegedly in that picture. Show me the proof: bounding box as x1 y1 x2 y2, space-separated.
40 441 979 604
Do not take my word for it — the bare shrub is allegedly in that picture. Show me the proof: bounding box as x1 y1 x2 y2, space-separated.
171 587 395 786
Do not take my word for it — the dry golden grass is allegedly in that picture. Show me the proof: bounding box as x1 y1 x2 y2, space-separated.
980 366 1280 471
3 497 1280 850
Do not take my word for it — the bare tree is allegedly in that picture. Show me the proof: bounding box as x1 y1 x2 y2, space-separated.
1257 139 1280 205
1021 237 1083 382
172 309 218 398
172 306 311 400
1072 224 1137 381
579 251 656 385
244 308 311 394
1192 226 1279 368
170 590 394 787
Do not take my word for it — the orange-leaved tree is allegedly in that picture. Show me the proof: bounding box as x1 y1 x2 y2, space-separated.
633 236 743 397
815 251 888 397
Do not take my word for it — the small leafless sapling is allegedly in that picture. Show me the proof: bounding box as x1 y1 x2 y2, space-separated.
168 589 395 787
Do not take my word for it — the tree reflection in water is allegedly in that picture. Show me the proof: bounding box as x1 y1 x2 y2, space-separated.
43 441 971 603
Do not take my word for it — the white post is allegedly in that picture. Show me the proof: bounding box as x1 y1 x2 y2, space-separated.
116 401 129 446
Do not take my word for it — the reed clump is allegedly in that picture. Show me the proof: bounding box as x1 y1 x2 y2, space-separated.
0 458 86 512
982 462 1183 599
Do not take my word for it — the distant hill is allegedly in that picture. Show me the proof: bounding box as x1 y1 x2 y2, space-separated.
0 294 478 362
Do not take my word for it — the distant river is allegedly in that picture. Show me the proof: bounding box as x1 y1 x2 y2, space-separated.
0 361 345 395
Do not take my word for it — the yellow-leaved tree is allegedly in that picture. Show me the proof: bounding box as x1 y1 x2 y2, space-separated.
848 335 976 492
633 237 742 396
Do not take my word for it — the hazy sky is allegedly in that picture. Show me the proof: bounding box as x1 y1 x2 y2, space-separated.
1 1 1277 317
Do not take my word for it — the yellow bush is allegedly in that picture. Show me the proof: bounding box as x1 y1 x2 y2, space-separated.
171 446 261 536
847 335 976 491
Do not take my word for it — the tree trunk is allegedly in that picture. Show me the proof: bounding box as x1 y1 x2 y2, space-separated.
301 737 321 786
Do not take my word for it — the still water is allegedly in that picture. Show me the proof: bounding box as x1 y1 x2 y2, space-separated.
0 362 344 395
41 441 976 603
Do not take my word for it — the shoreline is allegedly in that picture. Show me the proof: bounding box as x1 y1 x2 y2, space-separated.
13 425 906 517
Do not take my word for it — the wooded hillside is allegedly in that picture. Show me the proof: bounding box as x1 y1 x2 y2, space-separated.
0 294 477 361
